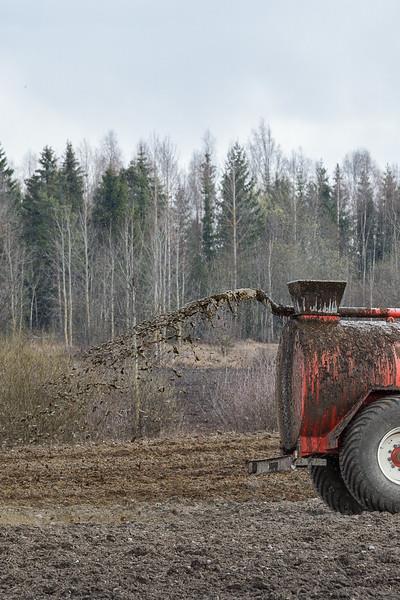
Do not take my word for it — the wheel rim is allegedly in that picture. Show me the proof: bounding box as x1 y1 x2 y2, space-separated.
377 427 400 485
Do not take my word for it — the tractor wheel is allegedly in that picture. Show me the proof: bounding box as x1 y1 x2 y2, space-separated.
340 396 400 513
309 455 364 515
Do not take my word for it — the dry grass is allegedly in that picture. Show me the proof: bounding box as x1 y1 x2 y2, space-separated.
0 337 276 446
0 337 182 446
0 336 79 445
171 339 277 369
202 349 277 432
83 370 182 442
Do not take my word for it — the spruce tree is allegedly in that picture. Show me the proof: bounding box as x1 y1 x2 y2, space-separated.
315 162 335 232
0 145 18 212
93 167 128 233
356 167 376 282
23 146 59 251
60 142 84 213
201 151 216 262
376 165 398 259
123 144 153 230
332 163 351 256
218 143 262 287
22 146 60 327
294 160 309 244
0 144 17 198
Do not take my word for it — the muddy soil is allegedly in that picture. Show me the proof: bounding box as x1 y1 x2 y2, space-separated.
0 433 310 507
0 433 399 599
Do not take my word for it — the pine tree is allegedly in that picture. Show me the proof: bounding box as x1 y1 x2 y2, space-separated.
218 143 262 287
201 151 216 262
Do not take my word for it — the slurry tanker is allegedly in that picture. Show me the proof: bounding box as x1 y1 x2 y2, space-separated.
249 280 400 514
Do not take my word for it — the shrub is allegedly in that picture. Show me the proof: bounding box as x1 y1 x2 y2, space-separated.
203 349 277 432
83 368 182 441
0 337 183 446
0 336 80 445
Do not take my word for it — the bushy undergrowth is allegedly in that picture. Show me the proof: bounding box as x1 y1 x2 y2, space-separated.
203 350 277 432
0 337 275 446
0 336 77 445
0 337 182 446
83 370 182 442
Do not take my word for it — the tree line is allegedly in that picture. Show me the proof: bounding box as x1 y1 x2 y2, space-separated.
1 122 399 345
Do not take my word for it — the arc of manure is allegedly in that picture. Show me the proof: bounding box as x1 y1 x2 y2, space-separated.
83 288 293 368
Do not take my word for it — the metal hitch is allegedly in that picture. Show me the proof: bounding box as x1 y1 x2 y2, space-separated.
248 455 327 475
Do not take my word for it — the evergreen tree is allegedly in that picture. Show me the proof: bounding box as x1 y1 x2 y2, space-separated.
93 167 128 233
294 160 309 245
23 146 59 251
218 143 262 288
0 144 20 219
173 181 192 305
22 146 60 327
186 153 206 297
0 146 23 334
123 144 153 230
332 163 351 256
60 142 84 213
315 162 335 236
356 167 376 284
266 174 293 242
200 151 216 262
376 165 398 259
295 164 307 207
0 144 18 201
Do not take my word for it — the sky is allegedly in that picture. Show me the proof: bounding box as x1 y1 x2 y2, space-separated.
1 0 400 172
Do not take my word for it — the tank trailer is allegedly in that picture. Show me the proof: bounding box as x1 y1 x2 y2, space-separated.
248 280 400 514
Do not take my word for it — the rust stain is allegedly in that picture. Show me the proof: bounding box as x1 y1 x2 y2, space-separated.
298 320 400 455
276 280 400 457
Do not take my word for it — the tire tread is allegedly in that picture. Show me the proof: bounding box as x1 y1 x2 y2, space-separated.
310 456 364 515
340 396 400 513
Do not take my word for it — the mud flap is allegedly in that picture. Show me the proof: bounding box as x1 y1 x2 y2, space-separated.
248 455 327 475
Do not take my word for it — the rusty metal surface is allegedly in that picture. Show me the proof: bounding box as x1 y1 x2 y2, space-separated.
275 280 400 458
276 318 400 457
277 306 400 319
339 307 400 319
288 280 346 315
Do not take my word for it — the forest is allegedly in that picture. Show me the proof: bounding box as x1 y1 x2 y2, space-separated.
0 120 398 346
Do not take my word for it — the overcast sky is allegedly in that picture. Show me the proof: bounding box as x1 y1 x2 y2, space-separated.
1 0 399 171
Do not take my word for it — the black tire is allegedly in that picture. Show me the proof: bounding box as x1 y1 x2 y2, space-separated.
309 455 364 515
340 396 400 513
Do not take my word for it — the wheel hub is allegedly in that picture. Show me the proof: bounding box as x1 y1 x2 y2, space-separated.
377 427 400 484
390 447 400 468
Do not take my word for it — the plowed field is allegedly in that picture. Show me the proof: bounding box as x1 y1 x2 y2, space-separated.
0 433 399 599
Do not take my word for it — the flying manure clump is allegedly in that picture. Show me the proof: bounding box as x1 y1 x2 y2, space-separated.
82 287 290 368
17 288 289 444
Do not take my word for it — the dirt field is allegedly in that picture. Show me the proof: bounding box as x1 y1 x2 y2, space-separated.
0 433 399 599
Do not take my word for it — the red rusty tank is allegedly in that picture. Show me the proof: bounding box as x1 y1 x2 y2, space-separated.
249 280 400 515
